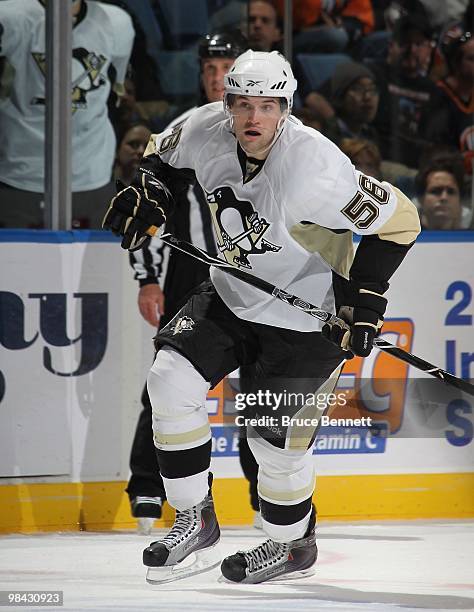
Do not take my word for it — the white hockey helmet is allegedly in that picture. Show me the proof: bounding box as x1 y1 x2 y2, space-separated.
224 50 298 112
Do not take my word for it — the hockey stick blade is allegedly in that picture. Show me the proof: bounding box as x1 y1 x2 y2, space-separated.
160 233 474 396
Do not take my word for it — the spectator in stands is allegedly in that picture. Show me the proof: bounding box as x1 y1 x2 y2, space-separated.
275 0 374 54
323 61 379 145
416 159 465 230
114 122 152 187
359 0 437 66
423 23 474 176
303 61 379 145
247 0 282 52
367 14 438 170
0 0 134 229
382 0 464 78
339 138 383 179
387 0 471 34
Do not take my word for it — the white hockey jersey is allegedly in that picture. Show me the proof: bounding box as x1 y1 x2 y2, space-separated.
145 102 419 332
0 0 134 192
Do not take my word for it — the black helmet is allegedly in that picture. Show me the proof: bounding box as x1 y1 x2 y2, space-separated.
198 29 248 61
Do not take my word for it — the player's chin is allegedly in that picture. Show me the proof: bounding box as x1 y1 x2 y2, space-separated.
242 134 264 148
244 142 263 155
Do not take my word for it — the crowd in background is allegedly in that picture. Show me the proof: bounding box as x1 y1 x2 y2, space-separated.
0 0 473 231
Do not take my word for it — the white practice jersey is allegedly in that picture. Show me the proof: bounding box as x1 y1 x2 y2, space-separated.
0 0 134 192
145 102 419 332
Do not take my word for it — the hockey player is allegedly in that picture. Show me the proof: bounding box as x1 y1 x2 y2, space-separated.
103 50 420 584
126 30 257 534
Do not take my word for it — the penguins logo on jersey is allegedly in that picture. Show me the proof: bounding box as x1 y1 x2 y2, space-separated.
171 316 195 335
31 48 107 111
206 187 281 269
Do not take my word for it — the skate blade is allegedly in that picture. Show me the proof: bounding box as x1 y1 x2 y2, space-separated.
267 566 316 582
137 518 155 535
146 542 222 585
218 566 315 585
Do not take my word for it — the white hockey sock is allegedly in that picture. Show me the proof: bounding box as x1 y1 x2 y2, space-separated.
261 508 312 543
162 469 210 511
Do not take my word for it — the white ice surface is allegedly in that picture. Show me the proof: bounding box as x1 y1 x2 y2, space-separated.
1 521 473 611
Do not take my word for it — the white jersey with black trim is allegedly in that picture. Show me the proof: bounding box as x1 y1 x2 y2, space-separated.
146 102 419 332
0 0 134 192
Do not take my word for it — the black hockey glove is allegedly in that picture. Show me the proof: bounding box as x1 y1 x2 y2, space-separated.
322 289 387 358
102 172 173 251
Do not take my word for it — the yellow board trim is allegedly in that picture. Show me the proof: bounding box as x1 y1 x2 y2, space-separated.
0 473 473 533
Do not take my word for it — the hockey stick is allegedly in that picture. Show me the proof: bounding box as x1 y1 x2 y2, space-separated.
160 233 474 397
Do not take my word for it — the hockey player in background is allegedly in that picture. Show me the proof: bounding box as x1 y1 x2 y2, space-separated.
103 50 420 584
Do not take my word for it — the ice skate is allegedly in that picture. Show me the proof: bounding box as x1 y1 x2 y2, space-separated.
221 506 317 584
131 496 163 535
143 487 220 584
